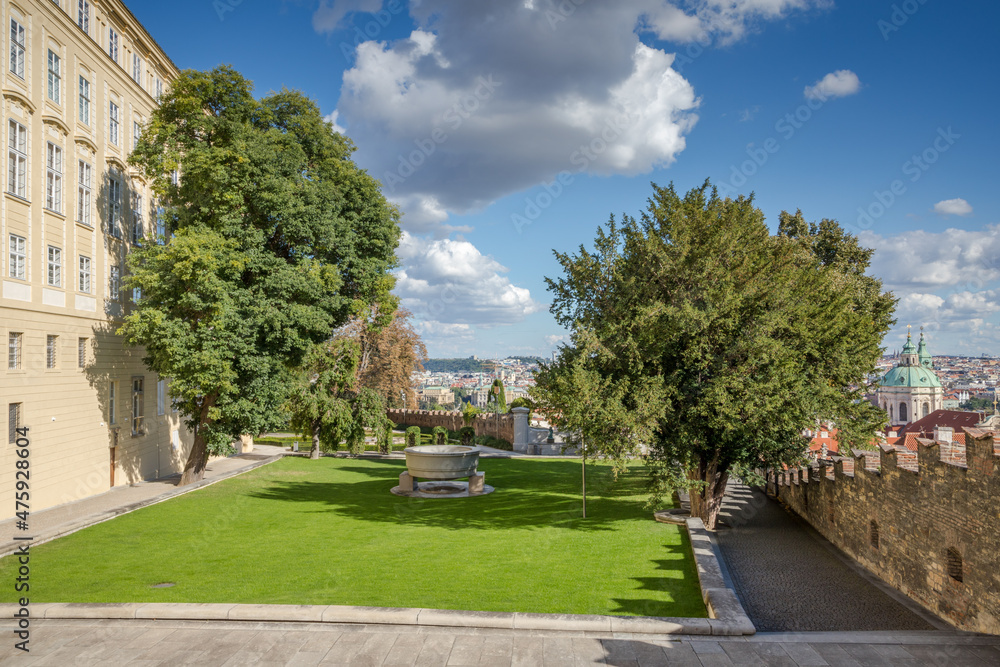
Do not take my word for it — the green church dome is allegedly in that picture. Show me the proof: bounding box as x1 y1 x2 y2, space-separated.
882 364 942 388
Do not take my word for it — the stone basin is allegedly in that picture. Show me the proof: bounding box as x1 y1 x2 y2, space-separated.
404 444 480 480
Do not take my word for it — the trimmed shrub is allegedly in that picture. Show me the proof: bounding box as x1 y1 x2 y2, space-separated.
459 426 475 446
405 426 421 447
432 426 449 445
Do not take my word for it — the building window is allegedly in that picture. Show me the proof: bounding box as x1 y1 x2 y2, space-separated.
132 286 142 304
78 337 87 368
8 234 25 279
8 332 22 369
108 175 122 237
109 381 116 424
923 402 929 418
155 203 166 241
8 403 21 444
8 120 27 198
79 255 91 292
109 102 119 146
46 143 63 212
47 246 62 287
78 0 90 34
899 402 907 422
78 160 92 226
109 265 120 300
133 121 141 153
108 28 119 63
947 548 963 583
47 50 61 104
157 379 166 415
870 521 879 550
155 78 163 101
131 377 144 435
131 193 143 244
9 19 25 79
46 335 57 369
132 53 141 84
79 76 91 126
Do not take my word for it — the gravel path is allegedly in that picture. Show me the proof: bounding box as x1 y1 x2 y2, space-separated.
714 480 937 632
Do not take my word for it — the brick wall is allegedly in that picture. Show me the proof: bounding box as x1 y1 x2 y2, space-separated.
386 409 514 445
768 428 1000 634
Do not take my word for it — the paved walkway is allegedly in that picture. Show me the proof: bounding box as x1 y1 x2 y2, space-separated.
713 480 940 633
4 618 1000 665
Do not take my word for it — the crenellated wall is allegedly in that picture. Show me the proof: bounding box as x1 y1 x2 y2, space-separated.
386 409 514 445
768 428 1000 634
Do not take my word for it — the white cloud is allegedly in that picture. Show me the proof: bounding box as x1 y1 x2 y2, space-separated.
324 110 346 134
321 2 828 233
804 69 861 100
933 198 973 217
394 233 543 327
545 334 567 347
312 0 384 33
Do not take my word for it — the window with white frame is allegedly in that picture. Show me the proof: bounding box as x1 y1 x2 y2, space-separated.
46 335 58 369
79 255 91 292
48 50 61 104
109 101 119 146
132 53 141 84
47 246 62 286
46 143 63 212
108 174 122 237
9 234 25 279
155 78 162 101
109 265 120 300
77 160 92 226
155 202 166 241
131 377 144 435
132 286 141 303
78 337 88 368
8 333 22 369
9 19 25 79
157 379 166 415
8 403 21 443
133 121 141 152
108 28 119 63
78 0 90 35
8 120 27 198
131 193 143 244
79 76 91 125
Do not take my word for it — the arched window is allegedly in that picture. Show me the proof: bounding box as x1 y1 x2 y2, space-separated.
899 402 908 422
947 548 963 583
923 402 930 417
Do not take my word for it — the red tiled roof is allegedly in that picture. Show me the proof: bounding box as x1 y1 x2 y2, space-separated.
898 410 985 442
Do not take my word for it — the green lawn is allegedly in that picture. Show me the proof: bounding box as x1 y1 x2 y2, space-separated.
1 458 705 617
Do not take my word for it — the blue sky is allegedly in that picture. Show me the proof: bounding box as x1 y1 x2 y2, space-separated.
133 1 999 358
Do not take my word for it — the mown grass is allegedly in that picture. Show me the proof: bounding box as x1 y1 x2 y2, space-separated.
0 458 705 617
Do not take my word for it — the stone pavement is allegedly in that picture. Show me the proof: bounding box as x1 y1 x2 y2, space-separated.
0 447 284 556
713 480 941 633
4 618 1000 665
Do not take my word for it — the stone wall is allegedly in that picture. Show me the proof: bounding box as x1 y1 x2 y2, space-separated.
386 409 514 445
768 428 1000 634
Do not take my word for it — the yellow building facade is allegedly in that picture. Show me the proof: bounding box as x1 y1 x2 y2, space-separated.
1 0 191 519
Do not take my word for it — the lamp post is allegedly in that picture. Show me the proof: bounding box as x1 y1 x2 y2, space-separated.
581 434 587 519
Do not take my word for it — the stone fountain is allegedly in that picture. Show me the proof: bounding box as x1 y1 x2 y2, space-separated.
391 444 494 497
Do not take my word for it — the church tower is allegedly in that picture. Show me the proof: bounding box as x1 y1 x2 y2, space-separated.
877 327 944 426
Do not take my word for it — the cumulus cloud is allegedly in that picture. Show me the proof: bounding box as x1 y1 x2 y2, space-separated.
317 2 828 232
933 198 973 217
804 69 861 100
861 226 1000 291
324 110 346 134
545 334 567 347
394 233 543 327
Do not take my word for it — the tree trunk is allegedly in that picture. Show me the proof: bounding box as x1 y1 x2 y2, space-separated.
178 395 217 486
688 453 730 530
310 420 321 459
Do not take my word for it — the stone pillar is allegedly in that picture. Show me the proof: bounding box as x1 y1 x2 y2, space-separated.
512 407 530 453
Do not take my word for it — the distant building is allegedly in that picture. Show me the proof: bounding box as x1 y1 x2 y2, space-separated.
419 386 455 409
877 329 944 426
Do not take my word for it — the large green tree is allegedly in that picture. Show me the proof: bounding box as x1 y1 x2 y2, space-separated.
121 66 400 485
533 182 894 528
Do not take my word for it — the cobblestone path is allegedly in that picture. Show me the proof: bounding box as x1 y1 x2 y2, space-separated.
714 480 937 632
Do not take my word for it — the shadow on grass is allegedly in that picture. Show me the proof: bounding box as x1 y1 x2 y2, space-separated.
609 539 701 617
250 458 652 532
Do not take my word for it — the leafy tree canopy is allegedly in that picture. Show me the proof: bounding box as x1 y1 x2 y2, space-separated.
121 66 400 484
532 181 895 527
